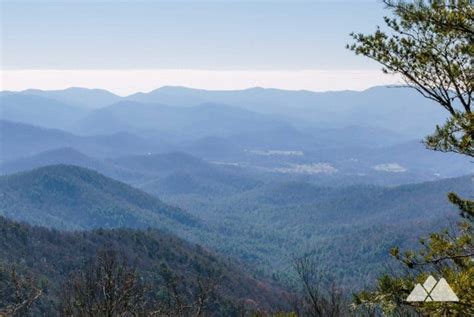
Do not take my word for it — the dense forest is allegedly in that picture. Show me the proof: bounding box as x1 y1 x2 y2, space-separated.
0 165 469 291
0 217 288 315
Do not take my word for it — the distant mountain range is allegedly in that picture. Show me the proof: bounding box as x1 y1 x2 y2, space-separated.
1 128 471 188
2 87 122 109
110 152 262 196
0 120 164 162
0 147 141 182
74 100 290 139
125 85 449 137
2 85 448 138
0 94 87 130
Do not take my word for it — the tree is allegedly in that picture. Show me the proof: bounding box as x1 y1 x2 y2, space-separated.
151 263 220 316
348 1 473 315
348 0 473 161
290 254 349 317
59 248 224 317
59 249 147 317
0 266 42 317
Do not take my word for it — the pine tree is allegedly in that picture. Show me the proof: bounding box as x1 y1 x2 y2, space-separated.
348 1 473 315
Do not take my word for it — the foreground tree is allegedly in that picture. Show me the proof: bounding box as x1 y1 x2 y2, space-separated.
151 263 220 316
348 1 473 315
348 0 473 160
286 254 349 317
0 266 42 317
60 249 147 317
59 249 224 316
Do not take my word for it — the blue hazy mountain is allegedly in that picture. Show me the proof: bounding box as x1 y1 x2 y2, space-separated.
12 87 122 109
2 119 471 184
0 147 142 182
0 120 164 162
0 147 261 195
75 100 291 138
0 94 88 130
126 85 447 138
2 86 449 138
110 152 262 196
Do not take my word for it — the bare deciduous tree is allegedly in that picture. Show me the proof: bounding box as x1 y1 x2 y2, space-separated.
291 254 348 317
0 266 42 317
59 249 146 317
151 263 220 317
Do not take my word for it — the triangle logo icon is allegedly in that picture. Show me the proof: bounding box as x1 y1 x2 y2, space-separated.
430 278 459 302
406 276 459 302
406 283 428 302
422 275 437 292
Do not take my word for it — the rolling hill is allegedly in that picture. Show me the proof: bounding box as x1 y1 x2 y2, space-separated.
0 94 87 130
0 216 287 315
157 175 473 287
0 120 164 162
75 100 290 139
0 161 471 289
0 165 198 231
0 147 142 182
0 148 263 196
110 152 262 196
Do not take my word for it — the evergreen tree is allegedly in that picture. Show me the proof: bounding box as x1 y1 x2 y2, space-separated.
348 1 473 315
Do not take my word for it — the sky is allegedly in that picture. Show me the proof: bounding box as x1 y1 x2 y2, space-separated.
1 0 401 95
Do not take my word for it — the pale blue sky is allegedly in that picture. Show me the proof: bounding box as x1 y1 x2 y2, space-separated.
2 0 387 70
1 1 398 92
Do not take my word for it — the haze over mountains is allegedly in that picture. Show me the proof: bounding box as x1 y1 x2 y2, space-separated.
0 85 472 294
3 85 448 136
1 86 470 183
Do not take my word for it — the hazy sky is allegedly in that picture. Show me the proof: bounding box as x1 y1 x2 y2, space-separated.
1 0 401 94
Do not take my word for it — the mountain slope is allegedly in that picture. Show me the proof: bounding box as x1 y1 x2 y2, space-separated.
0 94 87 130
0 165 197 230
160 175 473 287
110 152 262 196
75 100 290 138
0 216 286 314
0 147 142 182
0 120 163 161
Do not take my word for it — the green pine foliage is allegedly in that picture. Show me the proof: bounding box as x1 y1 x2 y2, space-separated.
348 1 473 315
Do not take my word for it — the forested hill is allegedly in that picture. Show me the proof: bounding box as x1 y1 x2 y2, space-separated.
159 174 473 288
0 165 198 231
0 216 287 315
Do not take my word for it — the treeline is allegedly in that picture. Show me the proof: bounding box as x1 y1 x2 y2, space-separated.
0 216 285 316
1 249 359 317
1 250 235 316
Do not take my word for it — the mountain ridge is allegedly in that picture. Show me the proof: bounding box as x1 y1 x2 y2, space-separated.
0 164 199 231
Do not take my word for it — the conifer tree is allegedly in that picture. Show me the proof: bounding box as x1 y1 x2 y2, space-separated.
348 1 473 315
